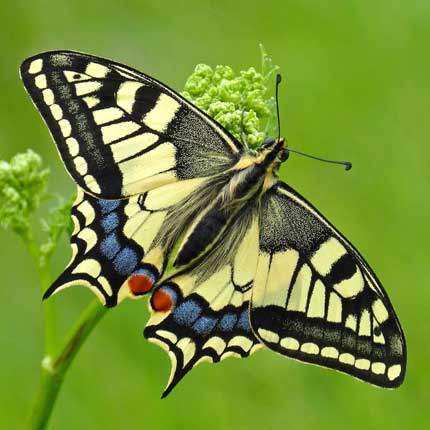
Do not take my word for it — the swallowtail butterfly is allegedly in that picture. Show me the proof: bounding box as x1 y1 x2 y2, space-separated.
20 51 406 397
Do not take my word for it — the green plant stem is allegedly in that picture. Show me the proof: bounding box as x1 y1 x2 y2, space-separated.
29 299 108 429
25 236 57 355
24 233 108 429
40 263 57 356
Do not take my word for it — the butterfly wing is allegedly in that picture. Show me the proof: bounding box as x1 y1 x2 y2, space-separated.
144 200 263 397
20 51 241 198
47 177 210 306
250 182 406 387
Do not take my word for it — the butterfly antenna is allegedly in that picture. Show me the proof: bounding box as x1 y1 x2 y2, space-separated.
275 73 351 171
287 148 352 170
275 74 282 142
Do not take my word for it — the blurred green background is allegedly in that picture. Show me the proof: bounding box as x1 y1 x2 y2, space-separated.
0 0 428 428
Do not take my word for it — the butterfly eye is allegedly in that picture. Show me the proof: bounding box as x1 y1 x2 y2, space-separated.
279 149 289 162
261 137 275 148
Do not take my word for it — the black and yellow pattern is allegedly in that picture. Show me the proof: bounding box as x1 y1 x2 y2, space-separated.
21 51 406 395
47 176 216 306
251 183 405 387
20 51 240 199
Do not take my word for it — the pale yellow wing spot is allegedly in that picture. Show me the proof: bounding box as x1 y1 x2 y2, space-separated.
311 237 347 276
286 264 312 312
143 93 181 132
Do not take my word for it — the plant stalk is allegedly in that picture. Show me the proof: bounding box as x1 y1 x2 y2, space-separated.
25 234 108 429
25 235 58 356
28 299 108 429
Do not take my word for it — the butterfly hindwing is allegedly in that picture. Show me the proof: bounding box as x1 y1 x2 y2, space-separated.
144 201 263 396
250 182 406 387
47 177 211 306
20 51 241 198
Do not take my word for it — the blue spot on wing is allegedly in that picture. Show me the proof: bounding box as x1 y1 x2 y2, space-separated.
236 309 250 331
101 212 119 233
98 200 120 214
113 247 139 276
100 232 121 260
173 300 202 326
193 316 218 335
218 313 237 331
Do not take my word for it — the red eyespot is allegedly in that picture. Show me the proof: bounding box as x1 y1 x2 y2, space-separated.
128 274 154 296
151 289 174 312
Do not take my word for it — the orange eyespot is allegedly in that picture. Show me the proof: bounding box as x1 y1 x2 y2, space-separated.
151 289 174 312
128 274 154 296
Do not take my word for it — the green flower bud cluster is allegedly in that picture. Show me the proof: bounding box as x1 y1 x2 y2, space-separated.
0 149 73 259
182 45 280 148
0 150 49 239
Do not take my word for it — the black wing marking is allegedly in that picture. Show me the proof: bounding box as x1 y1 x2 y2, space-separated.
20 51 242 198
250 182 406 388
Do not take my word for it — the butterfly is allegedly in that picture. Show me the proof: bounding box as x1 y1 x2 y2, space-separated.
20 50 406 397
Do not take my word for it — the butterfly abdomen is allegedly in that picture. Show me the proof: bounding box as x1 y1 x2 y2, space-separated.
174 205 229 267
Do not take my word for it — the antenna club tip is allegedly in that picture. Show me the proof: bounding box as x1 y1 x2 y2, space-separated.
344 162 352 171
276 74 282 83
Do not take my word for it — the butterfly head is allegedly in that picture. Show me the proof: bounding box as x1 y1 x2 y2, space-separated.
257 136 289 167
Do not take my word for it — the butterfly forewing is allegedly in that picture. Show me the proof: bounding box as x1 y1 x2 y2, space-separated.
250 182 406 387
20 51 241 199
